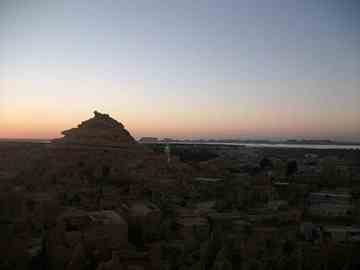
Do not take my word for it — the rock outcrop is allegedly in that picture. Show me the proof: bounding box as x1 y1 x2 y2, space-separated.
17 111 192 201
53 111 136 146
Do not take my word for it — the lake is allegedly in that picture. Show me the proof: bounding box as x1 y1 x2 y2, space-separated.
149 142 360 150
1 139 359 150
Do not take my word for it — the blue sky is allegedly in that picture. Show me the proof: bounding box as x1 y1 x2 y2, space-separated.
1 0 359 140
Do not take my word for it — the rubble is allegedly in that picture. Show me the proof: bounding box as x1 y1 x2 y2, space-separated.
1 112 360 269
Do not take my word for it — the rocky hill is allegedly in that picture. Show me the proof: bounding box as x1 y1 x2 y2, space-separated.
53 111 136 146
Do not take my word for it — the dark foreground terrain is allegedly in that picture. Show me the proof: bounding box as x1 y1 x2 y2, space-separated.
1 112 360 270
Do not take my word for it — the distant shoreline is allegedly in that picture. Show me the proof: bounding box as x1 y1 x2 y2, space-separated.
1 138 359 150
139 141 360 150
142 140 360 146
139 137 360 145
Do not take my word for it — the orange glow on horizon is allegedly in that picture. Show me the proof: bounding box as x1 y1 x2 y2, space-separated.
1 79 359 141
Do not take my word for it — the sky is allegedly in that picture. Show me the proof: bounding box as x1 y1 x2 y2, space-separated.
1 0 359 141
